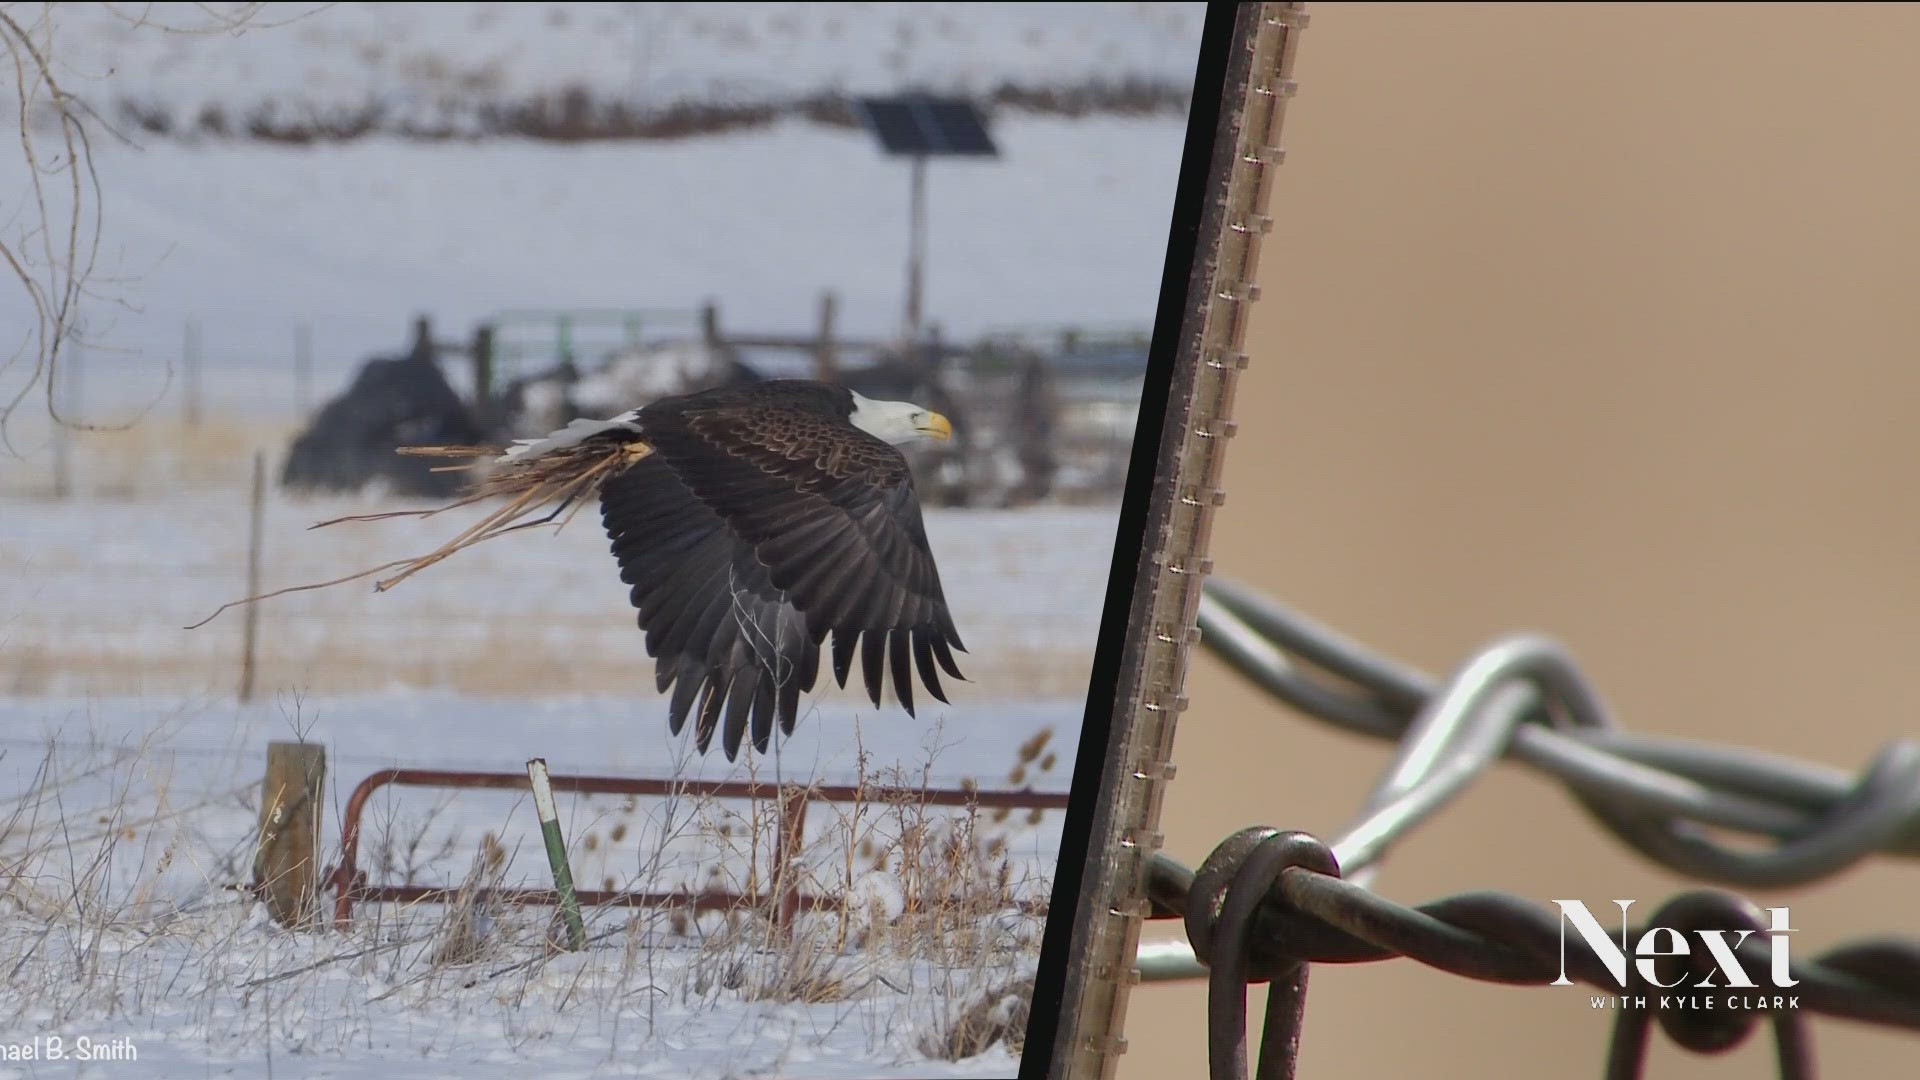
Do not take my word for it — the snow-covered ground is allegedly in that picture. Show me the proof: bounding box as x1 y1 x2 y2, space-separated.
0 484 1102 1076
0 691 1070 1077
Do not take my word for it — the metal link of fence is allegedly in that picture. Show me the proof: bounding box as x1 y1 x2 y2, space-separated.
1135 577 1920 1079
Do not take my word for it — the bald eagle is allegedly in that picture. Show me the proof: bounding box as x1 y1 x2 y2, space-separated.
501 380 966 760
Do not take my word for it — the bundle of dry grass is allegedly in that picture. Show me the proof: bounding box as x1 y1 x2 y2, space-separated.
186 438 649 630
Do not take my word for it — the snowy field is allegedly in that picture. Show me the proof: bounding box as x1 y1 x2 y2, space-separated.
0 694 1072 1078
1 456 1117 698
26 2 1205 131
0 468 1106 1077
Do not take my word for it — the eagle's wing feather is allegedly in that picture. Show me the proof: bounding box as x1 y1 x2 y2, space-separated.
600 455 817 759
640 405 965 718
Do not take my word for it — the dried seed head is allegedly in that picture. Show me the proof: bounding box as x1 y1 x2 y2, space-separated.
1018 728 1053 763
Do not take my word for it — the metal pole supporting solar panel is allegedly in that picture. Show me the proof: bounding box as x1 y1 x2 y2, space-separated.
853 96 997 349
907 153 928 341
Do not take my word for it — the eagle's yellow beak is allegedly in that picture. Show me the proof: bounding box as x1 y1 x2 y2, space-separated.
918 411 953 441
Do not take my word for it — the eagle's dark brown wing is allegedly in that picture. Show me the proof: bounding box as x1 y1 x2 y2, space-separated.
600 454 821 760
631 403 965 727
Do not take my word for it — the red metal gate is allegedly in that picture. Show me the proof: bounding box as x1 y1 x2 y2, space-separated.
327 767 1072 929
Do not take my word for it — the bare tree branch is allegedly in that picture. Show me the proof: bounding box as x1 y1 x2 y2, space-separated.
0 3 328 444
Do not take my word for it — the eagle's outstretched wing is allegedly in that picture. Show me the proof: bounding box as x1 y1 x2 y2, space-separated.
601 455 817 760
599 402 964 759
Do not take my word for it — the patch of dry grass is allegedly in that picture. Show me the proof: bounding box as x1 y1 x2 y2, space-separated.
3 414 302 499
0 716 1055 1065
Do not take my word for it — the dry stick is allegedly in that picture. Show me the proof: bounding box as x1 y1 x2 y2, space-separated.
183 557 420 630
368 486 547 593
307 491 493 529
364 449 635 592
366 455 613 585
460 922 633 990
187 440 648 628
239 931 434 990
188 487 540 628
395 445 503 457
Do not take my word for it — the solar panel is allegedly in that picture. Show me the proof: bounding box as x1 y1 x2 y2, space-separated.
854 96 998 157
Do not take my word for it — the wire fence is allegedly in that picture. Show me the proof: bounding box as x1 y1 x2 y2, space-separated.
1139 577 1920 1080
0 448 1119 701
1 307 1150 698
5 308 1148 513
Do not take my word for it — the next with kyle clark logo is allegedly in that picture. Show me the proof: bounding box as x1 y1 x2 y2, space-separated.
1550 899 1801 1011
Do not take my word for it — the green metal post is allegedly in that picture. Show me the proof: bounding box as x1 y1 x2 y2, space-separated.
526 758 587 950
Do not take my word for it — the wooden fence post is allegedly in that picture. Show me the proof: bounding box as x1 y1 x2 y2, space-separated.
772 786 808 931
253 741 326 929
239 451 266 703
470 323 495 402
700 300 722 349
183 318 202 428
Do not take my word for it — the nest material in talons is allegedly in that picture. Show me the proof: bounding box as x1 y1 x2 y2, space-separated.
185 436 651 630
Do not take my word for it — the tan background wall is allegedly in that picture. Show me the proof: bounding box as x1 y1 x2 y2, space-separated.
1119 4 1920 1076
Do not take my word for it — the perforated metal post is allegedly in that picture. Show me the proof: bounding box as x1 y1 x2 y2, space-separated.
1051 6 1310 1076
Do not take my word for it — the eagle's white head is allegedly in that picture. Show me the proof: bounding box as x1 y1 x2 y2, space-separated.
848 390 953 446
